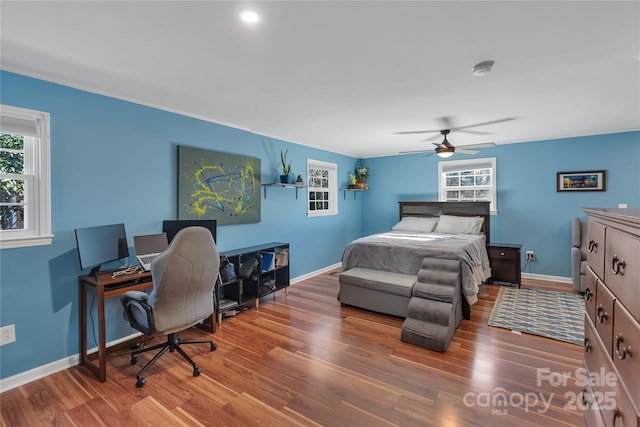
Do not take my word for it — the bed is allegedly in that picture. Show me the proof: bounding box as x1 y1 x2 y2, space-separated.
340 201 491 316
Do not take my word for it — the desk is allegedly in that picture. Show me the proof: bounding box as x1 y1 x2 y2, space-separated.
80 270 218 382
79 271 153 382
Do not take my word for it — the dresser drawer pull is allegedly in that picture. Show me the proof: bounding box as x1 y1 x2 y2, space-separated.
615 333 632 360
596 305 608 324
581 388 590 408
612 408 620 426
584 288 593 302
584 337 591 352
588 240 598 253
610 256 626 275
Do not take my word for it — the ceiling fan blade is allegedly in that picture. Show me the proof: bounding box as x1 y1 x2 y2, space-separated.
451 117 516 131
394 129 440 135
422 151 436 158
455 129 491 135
456 149 480 155
462 142 497 149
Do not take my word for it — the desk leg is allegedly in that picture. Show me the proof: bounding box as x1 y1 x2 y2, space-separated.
97 287 107 382
79 280 88 370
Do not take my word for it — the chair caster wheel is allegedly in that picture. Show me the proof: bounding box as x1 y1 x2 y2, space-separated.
136 377 146 388
131 356 138 365
210 342 217 351
193 367 202 377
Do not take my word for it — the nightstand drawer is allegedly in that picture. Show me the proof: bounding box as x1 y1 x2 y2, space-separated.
487 246 520 260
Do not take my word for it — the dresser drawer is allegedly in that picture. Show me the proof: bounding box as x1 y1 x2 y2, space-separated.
585 267 598 324
596 280 616 358
605 227 640 321
613 300 640 407
585 316 609 374
587 220 606 280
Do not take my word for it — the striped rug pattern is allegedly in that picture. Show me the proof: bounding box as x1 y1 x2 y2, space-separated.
488 286 584 345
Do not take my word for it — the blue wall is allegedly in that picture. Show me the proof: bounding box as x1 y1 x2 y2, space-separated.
0 71 363 380
362 132 640 277
1 70 639 381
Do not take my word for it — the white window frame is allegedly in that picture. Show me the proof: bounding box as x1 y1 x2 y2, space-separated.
438 157 497 214
0 105 52 249
306 159 338 217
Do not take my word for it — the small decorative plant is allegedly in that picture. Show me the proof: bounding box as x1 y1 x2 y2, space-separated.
356 163 369 180
280 149 292 183
349 173 357 185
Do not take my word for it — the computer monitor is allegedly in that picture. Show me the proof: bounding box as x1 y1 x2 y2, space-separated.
75 223 129 279
162 219 217 244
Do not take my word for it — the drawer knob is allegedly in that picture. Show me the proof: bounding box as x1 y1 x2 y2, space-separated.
584 288 593 302
610 255 626 275
596 305 608 324
588 240 598 253
615 333 632 360
584 337 591 353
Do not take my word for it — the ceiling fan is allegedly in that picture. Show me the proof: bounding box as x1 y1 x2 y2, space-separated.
396 117 515 157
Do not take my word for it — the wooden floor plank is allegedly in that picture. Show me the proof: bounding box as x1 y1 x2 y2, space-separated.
1 271 584 426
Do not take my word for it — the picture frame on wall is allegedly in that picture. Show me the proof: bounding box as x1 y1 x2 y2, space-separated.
556 170 606 192
177 145 261 225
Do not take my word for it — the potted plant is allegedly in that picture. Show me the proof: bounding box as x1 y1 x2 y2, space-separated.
348 173 357 189
280 149 292 184
356 163 369 189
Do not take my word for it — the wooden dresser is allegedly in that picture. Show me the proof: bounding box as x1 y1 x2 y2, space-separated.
583 208 640 427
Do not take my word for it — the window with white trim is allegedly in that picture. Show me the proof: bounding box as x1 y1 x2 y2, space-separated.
438 157 497 214
307 159 338 217
0 105 52 249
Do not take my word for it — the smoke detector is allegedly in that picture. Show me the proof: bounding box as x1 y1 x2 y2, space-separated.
472 60 495 76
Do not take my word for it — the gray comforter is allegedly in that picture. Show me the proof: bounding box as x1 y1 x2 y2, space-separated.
341 231 491 304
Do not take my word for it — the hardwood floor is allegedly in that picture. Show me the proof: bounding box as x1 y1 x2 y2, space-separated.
1 272 584 426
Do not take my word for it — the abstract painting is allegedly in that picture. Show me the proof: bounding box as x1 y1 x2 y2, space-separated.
178 145 261 224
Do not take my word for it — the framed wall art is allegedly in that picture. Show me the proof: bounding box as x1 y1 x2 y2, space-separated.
178 145 261 224
556 170 606 192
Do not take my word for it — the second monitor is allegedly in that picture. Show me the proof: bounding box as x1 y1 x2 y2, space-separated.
162 219 217 244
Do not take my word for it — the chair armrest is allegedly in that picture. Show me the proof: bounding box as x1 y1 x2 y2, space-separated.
122 292 154 335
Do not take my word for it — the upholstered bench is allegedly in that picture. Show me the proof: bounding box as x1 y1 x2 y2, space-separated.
338 268 416 317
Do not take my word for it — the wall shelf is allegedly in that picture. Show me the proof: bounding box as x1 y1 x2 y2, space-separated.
343 188 368 199
262 183 305 199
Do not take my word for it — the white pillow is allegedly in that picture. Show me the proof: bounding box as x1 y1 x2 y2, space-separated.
392 216 439 233
434 215 483 235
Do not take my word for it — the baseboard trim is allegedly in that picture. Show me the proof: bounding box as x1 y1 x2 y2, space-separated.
0 332 142 393
291 262 341 284
522 272 572 284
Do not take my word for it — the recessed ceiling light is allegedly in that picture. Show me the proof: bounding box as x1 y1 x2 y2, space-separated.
240 10 260 24
472 60 495 76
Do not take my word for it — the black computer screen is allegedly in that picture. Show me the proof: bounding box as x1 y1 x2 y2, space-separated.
162 219 217 244
75 223 129 277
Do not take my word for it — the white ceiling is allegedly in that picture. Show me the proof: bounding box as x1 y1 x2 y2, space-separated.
1 1 639 158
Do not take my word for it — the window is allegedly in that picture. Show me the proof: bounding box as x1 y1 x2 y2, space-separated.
438 157 497 214
307 159 338 217
0 105 52 249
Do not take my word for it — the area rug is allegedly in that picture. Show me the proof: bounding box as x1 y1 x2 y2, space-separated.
488 287 584 345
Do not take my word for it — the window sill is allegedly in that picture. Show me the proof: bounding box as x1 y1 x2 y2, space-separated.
0 234 54 249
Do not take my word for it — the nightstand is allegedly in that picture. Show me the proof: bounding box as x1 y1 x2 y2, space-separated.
487 243 522 288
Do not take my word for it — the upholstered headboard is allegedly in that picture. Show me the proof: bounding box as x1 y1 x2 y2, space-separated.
398 201 491 244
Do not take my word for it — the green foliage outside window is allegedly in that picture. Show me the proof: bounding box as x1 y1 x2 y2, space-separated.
0 134 25 230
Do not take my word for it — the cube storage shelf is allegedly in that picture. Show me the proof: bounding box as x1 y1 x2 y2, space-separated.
217 242 289 325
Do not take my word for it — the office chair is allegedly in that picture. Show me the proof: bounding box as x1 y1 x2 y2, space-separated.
121 226 219 387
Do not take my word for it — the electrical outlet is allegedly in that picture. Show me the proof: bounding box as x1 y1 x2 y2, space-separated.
0 324 16 345
526 251 534 261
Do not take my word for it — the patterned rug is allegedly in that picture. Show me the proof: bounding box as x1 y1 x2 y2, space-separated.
488 287 584 345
